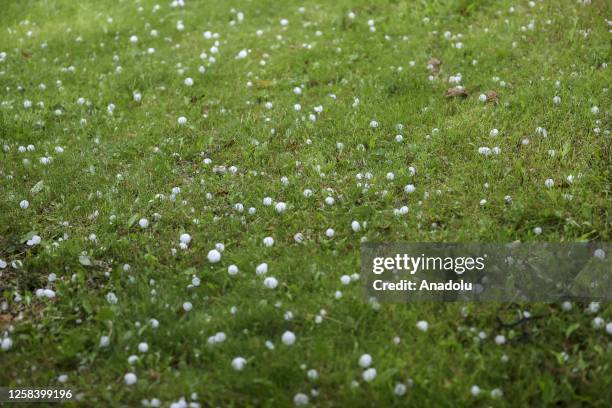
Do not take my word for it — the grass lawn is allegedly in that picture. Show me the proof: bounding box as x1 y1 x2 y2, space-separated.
0 0 611 406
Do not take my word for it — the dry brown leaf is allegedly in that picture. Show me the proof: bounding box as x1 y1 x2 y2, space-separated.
445 86 469 98
427 58 441 74
485 90 499 103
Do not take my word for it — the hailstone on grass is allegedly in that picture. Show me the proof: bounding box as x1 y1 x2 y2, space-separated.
282 331 296 345
255 263 268 276
362 368 377 382
293 393 309 406
358 354 372 368
232 357 247 371
1 337 13 351
124 372 137 385
207 249 221 263
264 277 278 289
416 320 429 332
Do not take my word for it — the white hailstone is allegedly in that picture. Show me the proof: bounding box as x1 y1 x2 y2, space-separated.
58 374 68 383
478 94 487 102
281 331 296 345
587 302 600 314
1 337 13 351
395 134 403 142
404 184 416 194
228 265 239 276
138 218 149 228
263 197 273 206
27 235 42 246
324 196 335 206
470 385 481 396
566 174 574 184
184 77 194 86
215 332 227 343
533 227 542 235
593 248 605 259
334 291 342 299
416 320 429 332
307 369 319 380
490 128 499 137
351 221 361 232
129 35 138 44
362 368 377 382
149 319 159 328
43 289 55 298
138 342 149 353
99 335 110 348
494 335 506 345
177 116 187 125
369 120 379 128
191 276 201 287
590 106 599 114
293 104 301 111
314 105 323 113
180 233 192 244
358 354 372 368
275 202 287 213
232 357 246 371
124 372 137 385
478 147 492 156
394 383 407 396
264 277 278 289
293 393 309 406
303 189 313 197
325 228 335 238
553 96 561 105
280 18 289 26
106 292 118 304
263 237 274 247
490 388 503 398
133 92 142 102
265 102 273 109
207 249 221 263
19 200 29 209
561 301 572 311
256 263 268 276
182 302 193 312
592 317 604 329
386 172 395 181
340 275 351 285
0 259 6 269
544 178 554 188
606 323 612 335
293 86 302 95
23 100 32 108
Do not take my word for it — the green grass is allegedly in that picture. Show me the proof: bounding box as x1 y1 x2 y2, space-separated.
0 0 611 406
